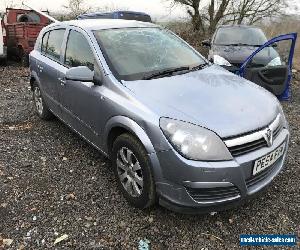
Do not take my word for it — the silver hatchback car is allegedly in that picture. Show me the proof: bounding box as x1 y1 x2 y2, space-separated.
29 19 289 213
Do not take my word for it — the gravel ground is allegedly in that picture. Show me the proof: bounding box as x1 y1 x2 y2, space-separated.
0 63 299 249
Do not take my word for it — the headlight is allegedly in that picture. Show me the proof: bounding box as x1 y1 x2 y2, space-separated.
160 118 233 161
267 56 282 67
213 55 232 66
278 105 289 129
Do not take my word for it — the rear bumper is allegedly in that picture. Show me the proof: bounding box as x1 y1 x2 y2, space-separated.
153 129 289 214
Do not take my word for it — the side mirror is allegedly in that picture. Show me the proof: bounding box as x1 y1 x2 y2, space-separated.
201 39 211 47
272 43 278 48
66 66 94 82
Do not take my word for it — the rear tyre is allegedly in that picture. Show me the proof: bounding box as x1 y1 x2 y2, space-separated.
111 133 156 209
21 53 29 67
32 83 53 120
17 47 29 67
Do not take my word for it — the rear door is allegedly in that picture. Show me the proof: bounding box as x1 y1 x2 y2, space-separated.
37 28 66 115
238 33 297 100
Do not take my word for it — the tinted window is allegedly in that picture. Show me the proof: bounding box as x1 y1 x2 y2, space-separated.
94 28 206 81
214 27 268 46
121 13 152 22
41 31 49 53
65 30 94 70
46 29 65 61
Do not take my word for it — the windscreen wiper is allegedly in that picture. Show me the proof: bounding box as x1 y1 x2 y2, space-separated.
143 66 190 80
142 63 209 80
226 43 262 47
190 62 209 71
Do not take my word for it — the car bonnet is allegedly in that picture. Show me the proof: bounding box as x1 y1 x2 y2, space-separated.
123 65 280 138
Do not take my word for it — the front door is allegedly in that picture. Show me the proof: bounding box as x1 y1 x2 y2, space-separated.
237 33 297 100
58 28 105 147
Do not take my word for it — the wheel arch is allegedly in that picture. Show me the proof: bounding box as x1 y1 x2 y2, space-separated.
104 116 164 183
104 116 156 157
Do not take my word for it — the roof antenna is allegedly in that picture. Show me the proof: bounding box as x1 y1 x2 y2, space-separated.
22 1 59 23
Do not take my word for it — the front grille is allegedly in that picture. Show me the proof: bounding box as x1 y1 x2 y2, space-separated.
246 159 279 189
229 138 267 157
186 186 240 203
225 114 283 157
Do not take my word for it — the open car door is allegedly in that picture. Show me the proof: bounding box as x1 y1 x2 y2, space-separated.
237 33 297 100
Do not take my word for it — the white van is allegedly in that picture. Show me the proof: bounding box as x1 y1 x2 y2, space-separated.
0 17 7 65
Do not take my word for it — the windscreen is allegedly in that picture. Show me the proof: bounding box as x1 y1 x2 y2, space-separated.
94 27 206 81
214 27 268 46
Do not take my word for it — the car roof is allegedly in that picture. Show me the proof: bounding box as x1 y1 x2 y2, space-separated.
49 19 157 31
79 11 150 18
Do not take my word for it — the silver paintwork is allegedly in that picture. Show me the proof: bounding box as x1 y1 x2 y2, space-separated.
29 19 289 212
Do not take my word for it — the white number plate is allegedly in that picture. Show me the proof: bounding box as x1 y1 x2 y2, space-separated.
253 143 286 175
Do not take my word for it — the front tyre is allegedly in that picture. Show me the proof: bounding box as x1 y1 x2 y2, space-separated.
32 84 53 120
111 133 156 209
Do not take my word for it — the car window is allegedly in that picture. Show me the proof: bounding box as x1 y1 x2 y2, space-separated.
120 13 152 22
65 30 94 71
41 31 49 53
46 29 65 61
214 27 268 46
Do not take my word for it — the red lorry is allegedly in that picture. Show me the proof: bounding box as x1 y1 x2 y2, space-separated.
2 8 50 66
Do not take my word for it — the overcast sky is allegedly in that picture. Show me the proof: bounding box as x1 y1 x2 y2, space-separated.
0 0 187 20
0 0 299 20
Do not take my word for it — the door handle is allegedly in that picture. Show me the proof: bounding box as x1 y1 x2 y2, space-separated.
258 71 274 84
58 77 66 86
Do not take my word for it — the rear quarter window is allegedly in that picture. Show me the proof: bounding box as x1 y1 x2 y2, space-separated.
41 32 49 53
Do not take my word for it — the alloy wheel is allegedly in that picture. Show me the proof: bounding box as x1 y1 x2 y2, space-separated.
34 86 43 115
116 147 144 197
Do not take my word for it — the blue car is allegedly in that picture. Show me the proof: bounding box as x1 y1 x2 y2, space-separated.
202 25 297 100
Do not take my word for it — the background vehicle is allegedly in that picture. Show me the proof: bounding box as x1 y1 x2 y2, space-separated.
2 8 50 66
202 25 297 100
0 17 7 65
77 11 152 23
204 25 273 70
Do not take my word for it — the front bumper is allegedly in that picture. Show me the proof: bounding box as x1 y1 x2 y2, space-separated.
153 128 289 214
